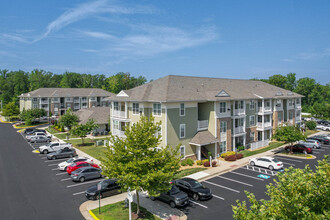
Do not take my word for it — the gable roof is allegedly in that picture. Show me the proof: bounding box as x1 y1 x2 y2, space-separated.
74 107 109 124
105 75 303 102
189 130 219 146
19 88 113 98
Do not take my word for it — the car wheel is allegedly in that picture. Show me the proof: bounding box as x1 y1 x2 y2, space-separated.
95 194 102 200
303 150 307 154
193 193 200 201
43 150 48 154
313 145 316 149
150 196 155 201
269 165 274 170
64 166 67 171
250 161 255 166
52 156 56 160
169 201 176 208
69 154 73 158
79 177 85 182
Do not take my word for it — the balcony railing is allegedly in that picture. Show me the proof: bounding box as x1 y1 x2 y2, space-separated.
74 99 80 103
51 99 60 103
81 99 88 103
198 120 208 131
113 110 126 117
40 100 49 104
248 140 269 151
257 122 272 129
295 104 301 109
112 129 126 138
258 106 272 113
234 126 244 134
234 109 245 115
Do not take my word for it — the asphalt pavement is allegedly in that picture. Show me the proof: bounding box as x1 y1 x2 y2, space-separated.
0 123 85 220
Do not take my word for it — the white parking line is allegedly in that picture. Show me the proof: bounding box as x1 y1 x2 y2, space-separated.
48 164 58 166
241 166 277 176
61 178 72 181
313 148 325 151
41 157 47 159
44 158 67 163
190 200 208 208
217 176 253 187
282 162 296 166
55 172 67 175
203 180 240 193
212 194 225 200
67 179 103 188
230 171 264 181
274 156 303 162
313 152 320 154
51 168 59 170
73 191 85 196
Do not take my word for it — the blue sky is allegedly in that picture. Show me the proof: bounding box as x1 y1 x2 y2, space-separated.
0 0 329 83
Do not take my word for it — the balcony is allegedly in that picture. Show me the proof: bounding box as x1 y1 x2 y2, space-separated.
74 99 80 103
113 110 126 118
51 99 60 103
81 99 88 103
234 126 244 134
257 122 272 130
112 129 126 138
295 103 301 109
74 105 80 110
233 108 245 116
198 120 208 131
40 100 49 104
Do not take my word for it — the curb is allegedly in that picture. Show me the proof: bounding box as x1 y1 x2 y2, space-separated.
88 210 100 220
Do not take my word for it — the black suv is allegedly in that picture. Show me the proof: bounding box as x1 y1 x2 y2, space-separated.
150 185 189 208
174 178 212 201
308 136 330 145
85 179 121 200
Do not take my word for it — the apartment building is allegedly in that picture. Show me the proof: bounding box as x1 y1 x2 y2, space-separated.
19 88 113 116
106 75 303 160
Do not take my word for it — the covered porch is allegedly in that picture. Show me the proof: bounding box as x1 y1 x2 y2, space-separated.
189 130 219 160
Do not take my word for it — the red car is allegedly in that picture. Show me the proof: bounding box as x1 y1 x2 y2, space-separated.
66 161 100 174
285 144 312 154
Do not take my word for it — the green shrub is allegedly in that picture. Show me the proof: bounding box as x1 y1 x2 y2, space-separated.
196 160 203 166
202 159 209 164
221 151 236 158
186 158 194 166
181 160 188 166
60 125 65 132
237 146 245 151
306 121 317 130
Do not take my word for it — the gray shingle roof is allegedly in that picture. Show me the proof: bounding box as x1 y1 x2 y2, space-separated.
105 75 303 102
74 107 110 124
19 88 113 98
189 130 219 146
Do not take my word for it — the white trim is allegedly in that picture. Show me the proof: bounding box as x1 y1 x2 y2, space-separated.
117 90 129 97
153 103 162 117
132 102 140 115
180 124 186 139
180 145 186 157
249 115 255 126
214 102 217 137
165 105 168 146
179 103 185 116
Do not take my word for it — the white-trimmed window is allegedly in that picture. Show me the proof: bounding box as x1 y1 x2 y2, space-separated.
220 121 227 133
180 145 185 157
33 104 38 109
278 112 282 122
220 141 226 153
220 102 226 113
180 124 185 138
289 99 293 106
90 97 96 101
114 102 119 111
113 120 119 130
250 115 255 126
235 118 244 127
296 98 300 104
249 100 255 110
66 98 73 102
265 100 270 107
155 126 162 139
235 101 244 109
180 103 185 116
296 110 300 117
289 111 293 120
250 132 255 142
132 103 139 115
33 98 38 102
153 103 161 116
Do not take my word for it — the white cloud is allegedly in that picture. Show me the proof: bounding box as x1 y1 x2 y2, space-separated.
0 33 29 43
82 31 115 40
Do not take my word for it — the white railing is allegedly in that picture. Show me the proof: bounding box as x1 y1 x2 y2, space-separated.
40 100 49 104
216 111 231 118
81 99 88 103
113 110 126 118
234 126 244 134
234 109 245 115
54 108 58 111
74 105 80 109
198 120 208 131
249 140 269 151
51 99 59 103
74 99 80 103
295 104 301 109
112 129 126 138
258 106 272 113
257 122 272 129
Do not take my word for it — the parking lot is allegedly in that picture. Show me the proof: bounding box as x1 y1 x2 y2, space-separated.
177 142 329 220
20 131 103 203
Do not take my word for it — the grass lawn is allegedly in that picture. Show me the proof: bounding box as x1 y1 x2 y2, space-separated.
46 127 63 134
92 201 161 220
240 142 285 158
15 122 48 128
54 133 79 139
305 129 319 136
174 168 207 179
67 138 108 161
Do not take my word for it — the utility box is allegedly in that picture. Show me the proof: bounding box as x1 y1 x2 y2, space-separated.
96 140 104 146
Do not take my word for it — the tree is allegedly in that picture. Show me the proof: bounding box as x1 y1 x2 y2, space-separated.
305 121 317 130
272 125 306 153
101 116 180 216
59 109 78 130
70 119 98 145
2 101 19 119
232 156 330 220
103 72 147 93
268 74 288 89
285 73 296 91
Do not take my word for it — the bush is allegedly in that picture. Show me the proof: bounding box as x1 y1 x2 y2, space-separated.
236 153 243 159
186 158 194 166
203 161 217 167
225 154 237 161
202 159 209 164
221 151 236 158
306 121 317 130
181 160 188 166
237 146 245 151
196 160 203 166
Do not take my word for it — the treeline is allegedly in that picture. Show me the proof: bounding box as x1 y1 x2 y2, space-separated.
252 73 330 118
0 69 147 105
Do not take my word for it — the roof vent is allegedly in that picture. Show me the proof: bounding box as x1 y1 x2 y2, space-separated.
216 90 230 97
287 91 294 96
275 91 283 96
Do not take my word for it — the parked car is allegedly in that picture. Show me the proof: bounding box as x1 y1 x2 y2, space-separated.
285 144 313 154
298 140 321 149
26 132 51 141
322 125 330 131
319 134 330 140
249 156 283 170
47 148 77 160
85 179 122 200
58 157 93 171
30 136 51 143
24 128 38 135
67 161 100 174
308 136 330 145
316 124 325 130
70 167 102 182
174 178 212 201
149 185 190 208
39 142 72 154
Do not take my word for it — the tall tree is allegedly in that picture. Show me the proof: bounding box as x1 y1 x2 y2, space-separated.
232 157 330 220
59 108 78 130
70 119 98 145
272 125 306 153
101 116 180 216
104 72 147 93
60 72 83 88
268 74 288 89
2 101 20 118
285 73 296 91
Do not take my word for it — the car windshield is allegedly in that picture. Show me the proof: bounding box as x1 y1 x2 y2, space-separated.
169 185 180 195
272 159 280 163
100 180 109 189
45 143 52 147
189 180 203 188
66 158 74 163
